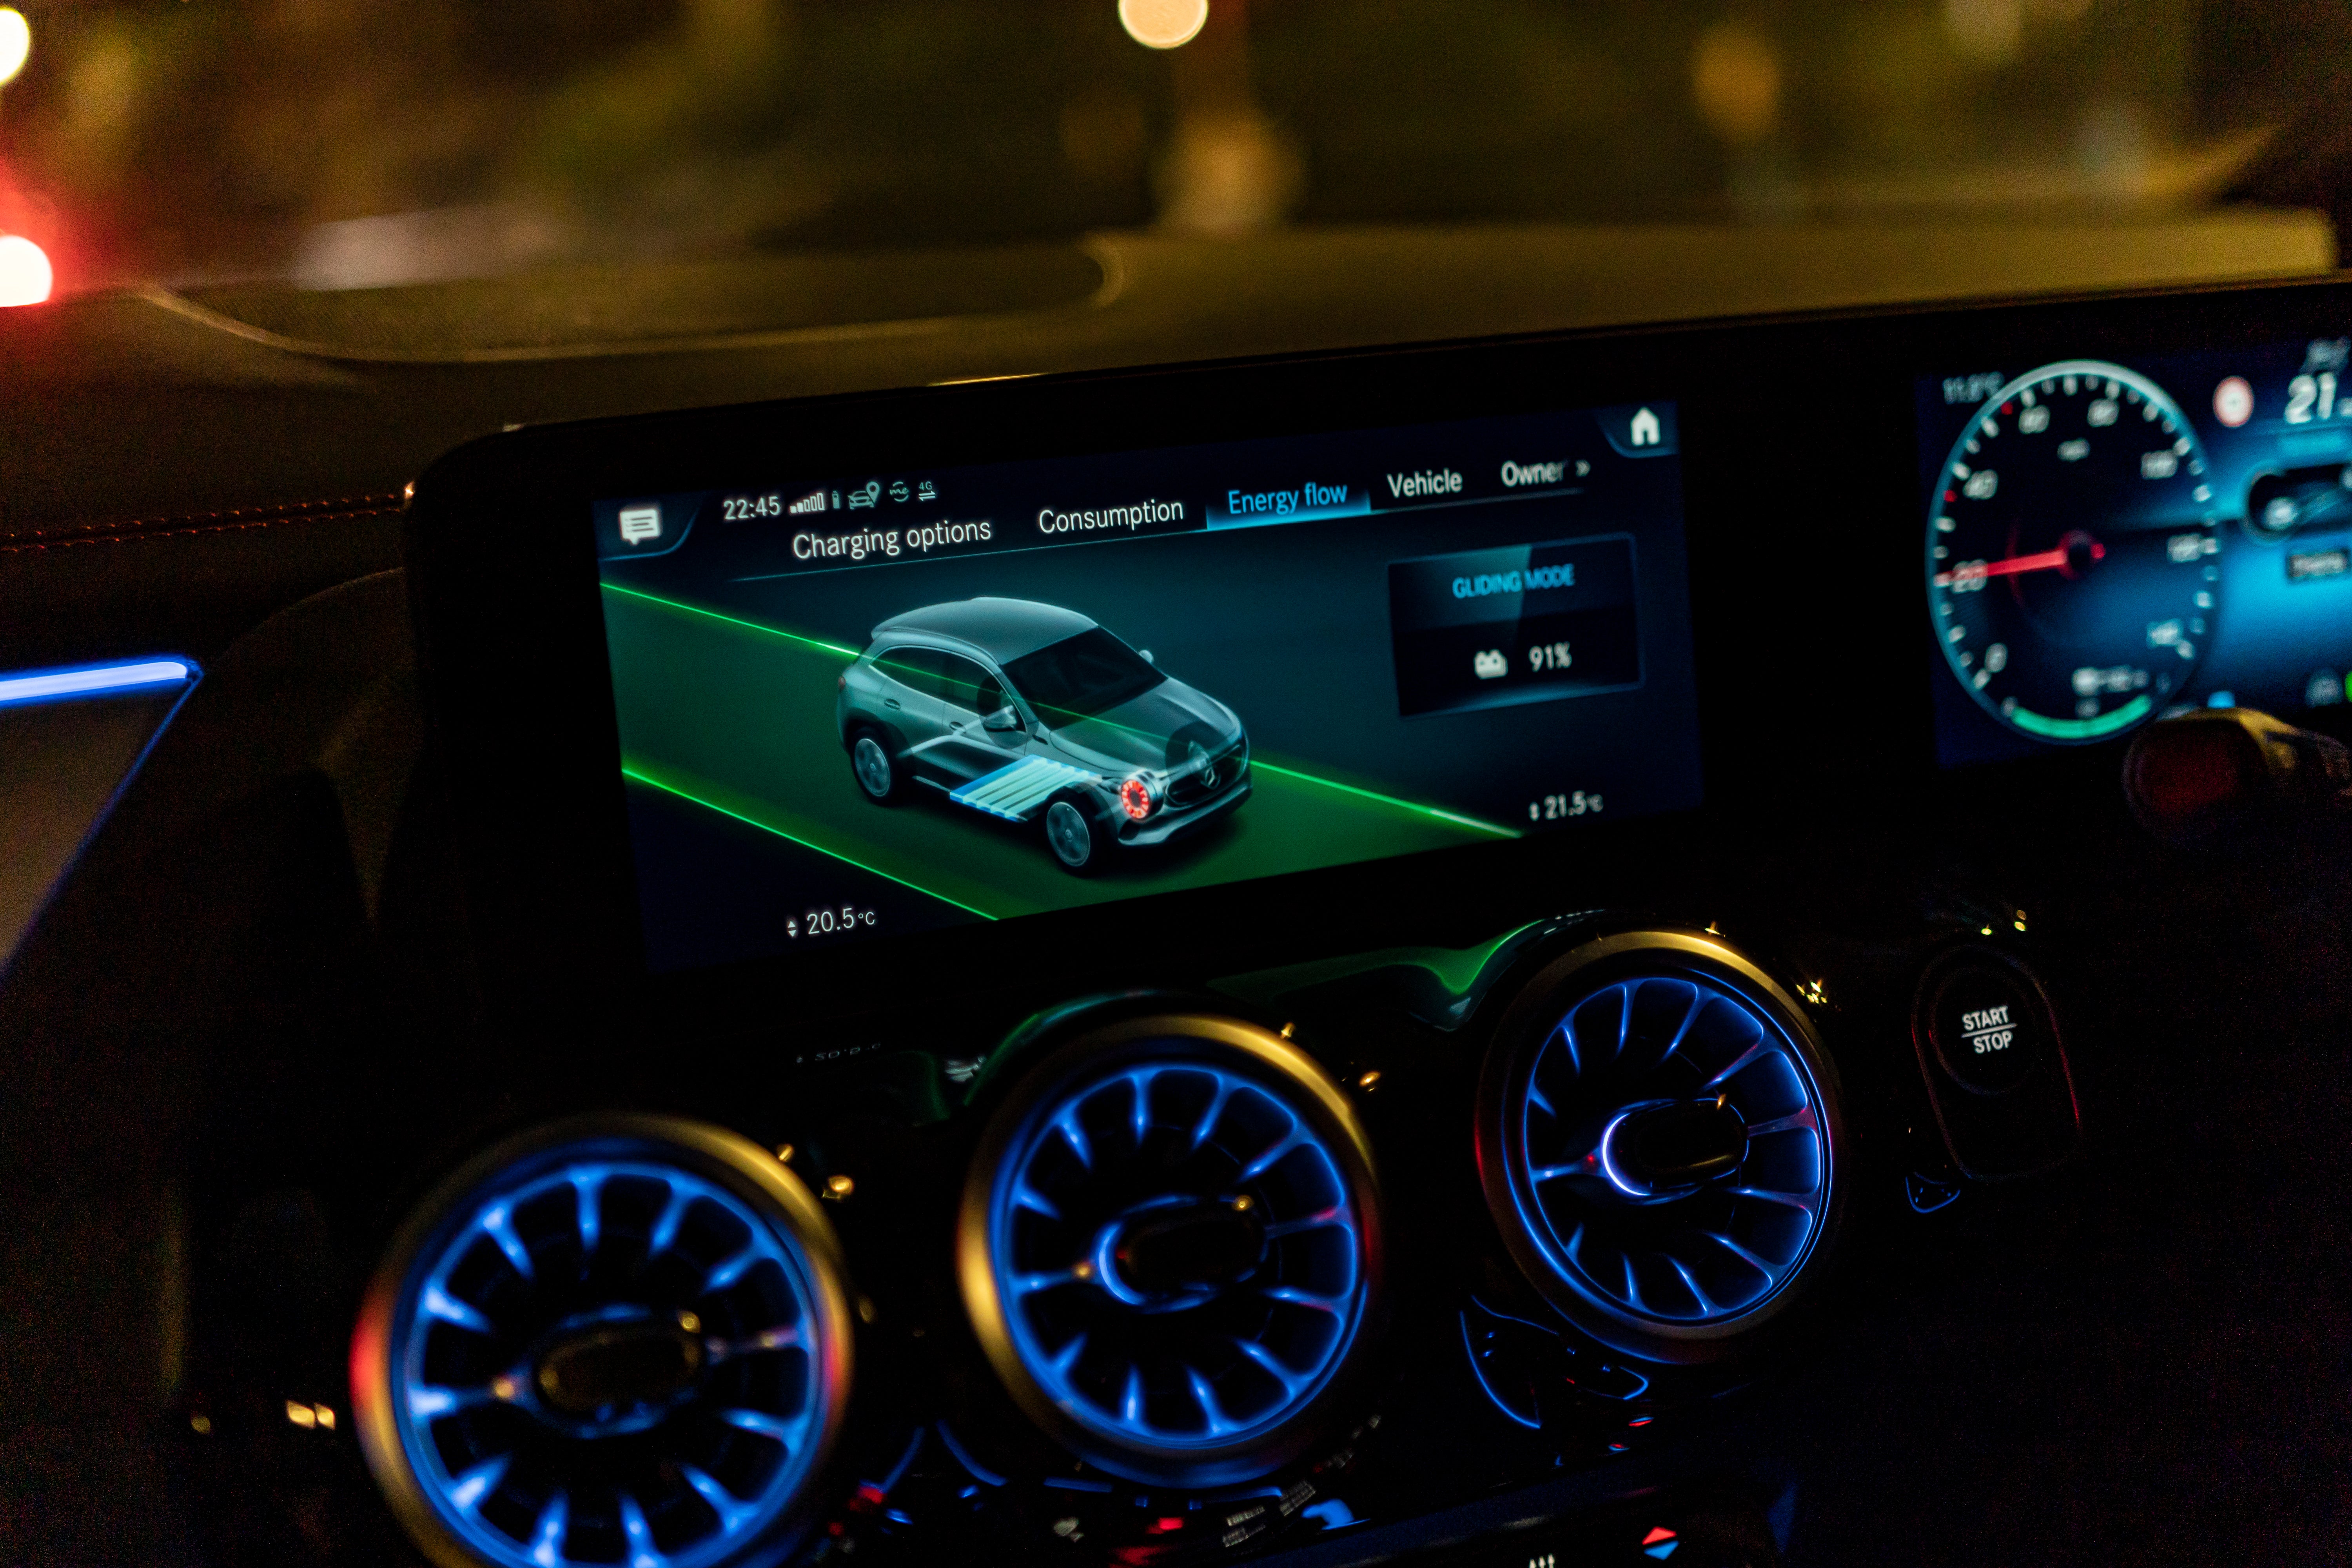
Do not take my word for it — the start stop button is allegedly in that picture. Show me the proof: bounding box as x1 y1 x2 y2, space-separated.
1922 958 2051 1095
1912 946 2078 1179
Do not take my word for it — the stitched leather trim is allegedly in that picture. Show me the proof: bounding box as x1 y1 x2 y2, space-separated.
0 493 405 555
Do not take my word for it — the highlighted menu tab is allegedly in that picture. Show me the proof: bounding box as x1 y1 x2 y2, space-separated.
1210 478 1369 529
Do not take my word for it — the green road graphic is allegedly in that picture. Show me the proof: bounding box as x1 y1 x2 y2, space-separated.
603 584 1515 922
622 764 1001 920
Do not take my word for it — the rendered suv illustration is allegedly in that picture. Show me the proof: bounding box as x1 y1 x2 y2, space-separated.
835 598 1250 871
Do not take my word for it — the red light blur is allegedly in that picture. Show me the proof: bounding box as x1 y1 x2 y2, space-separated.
2128 721 2251 826
1119 775 1154 820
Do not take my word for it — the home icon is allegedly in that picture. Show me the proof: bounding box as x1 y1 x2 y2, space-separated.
1629 407 1661 446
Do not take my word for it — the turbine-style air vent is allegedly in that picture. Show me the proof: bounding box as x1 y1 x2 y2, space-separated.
959 1014 1381 1486
1477 931 1844 1365
351 1116 854 1568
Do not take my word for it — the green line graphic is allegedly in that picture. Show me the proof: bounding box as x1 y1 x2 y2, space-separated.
602 581 862 659
2007 693 2152 740
623 763 1000 920
1247 760 1521 838
601 581 1518 841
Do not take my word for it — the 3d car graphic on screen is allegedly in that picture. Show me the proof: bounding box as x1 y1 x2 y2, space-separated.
835 598 1249 872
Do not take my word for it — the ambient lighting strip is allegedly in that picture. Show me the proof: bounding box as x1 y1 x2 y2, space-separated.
0 658 195 707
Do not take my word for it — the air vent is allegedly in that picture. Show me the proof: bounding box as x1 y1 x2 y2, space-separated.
1476 930 1844 1365
350 1116 854 1568
958 1014 1381 1486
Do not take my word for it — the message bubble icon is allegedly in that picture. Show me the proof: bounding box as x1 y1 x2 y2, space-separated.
618 505 662 544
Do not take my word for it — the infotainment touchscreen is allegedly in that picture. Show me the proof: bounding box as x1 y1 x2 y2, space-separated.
1920 339 2352 764
592 404 1702 971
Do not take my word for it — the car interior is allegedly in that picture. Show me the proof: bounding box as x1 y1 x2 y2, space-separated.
4 5 2350 1567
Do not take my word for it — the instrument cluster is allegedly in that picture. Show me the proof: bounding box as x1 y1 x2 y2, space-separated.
1923 339 2352 762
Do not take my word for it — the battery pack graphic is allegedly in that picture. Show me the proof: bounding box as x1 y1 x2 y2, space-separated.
1387 535 1641 718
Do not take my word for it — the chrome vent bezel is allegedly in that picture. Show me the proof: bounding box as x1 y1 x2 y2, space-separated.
351 1115 854 1568
958 1014 1381 1487
1476 930 1844 1365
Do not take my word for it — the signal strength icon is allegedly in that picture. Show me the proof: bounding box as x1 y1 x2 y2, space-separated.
788 490 827 515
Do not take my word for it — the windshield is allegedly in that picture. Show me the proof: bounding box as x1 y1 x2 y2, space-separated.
0 1 2338 299
1004 627 1166 720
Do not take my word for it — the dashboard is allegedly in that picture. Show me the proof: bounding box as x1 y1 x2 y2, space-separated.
5 264 2352 1568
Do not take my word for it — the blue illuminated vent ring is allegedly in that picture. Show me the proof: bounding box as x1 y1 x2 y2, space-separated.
1477 931 1843 1365
959 1015 1381 1487
351 1116 854 1568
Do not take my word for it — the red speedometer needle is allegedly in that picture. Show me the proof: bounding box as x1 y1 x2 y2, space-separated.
1935 535 2104 588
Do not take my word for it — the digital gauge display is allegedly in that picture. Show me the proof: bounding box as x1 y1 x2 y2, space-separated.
1921 342 2352 764
1927 362 2219 742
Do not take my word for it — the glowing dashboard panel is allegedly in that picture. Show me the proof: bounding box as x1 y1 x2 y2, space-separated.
1921 340 2352 764
592 405 1702 971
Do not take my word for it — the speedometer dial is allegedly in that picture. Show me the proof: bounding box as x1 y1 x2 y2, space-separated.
1927 359 2221 742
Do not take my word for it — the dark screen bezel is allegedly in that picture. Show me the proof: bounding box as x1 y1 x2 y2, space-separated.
405 274 2352 1041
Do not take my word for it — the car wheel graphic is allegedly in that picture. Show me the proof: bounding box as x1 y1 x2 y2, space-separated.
1044 794 1101 874
850 729 904 803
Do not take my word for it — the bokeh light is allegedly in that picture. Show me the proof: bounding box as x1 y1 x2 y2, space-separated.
1945 0 2023 64
0 8 28 87
1691 23 1782 146
1119 0 1208 51
0 0 2307 286
0 235 53 305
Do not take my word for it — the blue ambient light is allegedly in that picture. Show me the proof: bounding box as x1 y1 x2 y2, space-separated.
1459 1309 1543 1430
381 1152 838 1568
1501 973 1834 1331
934 1421 1006 1488
1904 1172 1962 1214
0 656 194 708
981 1059 1370 1470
